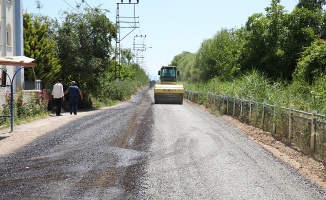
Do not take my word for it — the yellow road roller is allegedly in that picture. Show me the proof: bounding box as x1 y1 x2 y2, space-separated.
154 66 184 104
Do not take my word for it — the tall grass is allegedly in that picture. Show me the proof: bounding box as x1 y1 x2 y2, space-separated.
185 71 326 114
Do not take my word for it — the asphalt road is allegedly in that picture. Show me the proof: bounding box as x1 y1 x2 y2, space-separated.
0 87 325 199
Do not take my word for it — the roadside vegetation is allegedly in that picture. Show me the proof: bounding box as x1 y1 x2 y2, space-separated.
0 92 48 126
184 71 325 114
26 5 149 100
171 0 326 115
0 2 149 126
23 4 149 105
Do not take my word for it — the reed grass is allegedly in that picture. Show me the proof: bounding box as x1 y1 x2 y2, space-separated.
185 71 326 114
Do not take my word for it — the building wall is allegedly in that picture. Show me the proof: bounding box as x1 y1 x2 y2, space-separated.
0 1 45 116
0 0 24 92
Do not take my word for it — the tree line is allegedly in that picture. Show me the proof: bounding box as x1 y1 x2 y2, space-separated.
23 3 148 104
171 0 326 87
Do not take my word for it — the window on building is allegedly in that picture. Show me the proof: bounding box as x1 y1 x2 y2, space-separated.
6 25 11 46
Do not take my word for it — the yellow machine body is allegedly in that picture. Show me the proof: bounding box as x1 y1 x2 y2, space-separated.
154 66 184 104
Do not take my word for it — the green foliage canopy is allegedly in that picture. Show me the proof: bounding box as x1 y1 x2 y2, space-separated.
56 6 117 97
171 0 326 85
294 39 326 83
23 13 61 88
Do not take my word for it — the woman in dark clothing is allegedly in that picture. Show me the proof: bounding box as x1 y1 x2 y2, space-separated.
65 81 83 115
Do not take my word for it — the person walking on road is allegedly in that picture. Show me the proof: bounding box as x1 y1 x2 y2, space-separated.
65 81 83 115
52 79 64 116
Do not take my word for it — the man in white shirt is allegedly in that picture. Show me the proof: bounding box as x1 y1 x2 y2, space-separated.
52 79 64 116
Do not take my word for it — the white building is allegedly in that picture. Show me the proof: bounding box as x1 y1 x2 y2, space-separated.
0 0 25 92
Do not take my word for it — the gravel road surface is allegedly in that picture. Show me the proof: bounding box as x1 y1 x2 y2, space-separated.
0 87 325 199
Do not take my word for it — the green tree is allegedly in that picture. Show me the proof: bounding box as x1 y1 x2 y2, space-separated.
170 51 190 67
192 29 240 82
23 12 61 88
170 51 195 81
208 29 240 81
294 39 326 83
56 5 117 97
239 0 289 80
178 53 195 81
296 0 326 10
263 0 288 80
193 38 214 81
239 12 269 75
239 0 324 81
171 29 242 82
283 5 323 80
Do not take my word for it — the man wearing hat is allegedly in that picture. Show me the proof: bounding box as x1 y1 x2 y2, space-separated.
64 81 83 115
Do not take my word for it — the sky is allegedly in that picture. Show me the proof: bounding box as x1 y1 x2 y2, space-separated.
22 0 299 80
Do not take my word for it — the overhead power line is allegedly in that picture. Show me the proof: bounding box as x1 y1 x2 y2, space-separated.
81 0 93 10
62 0 79 13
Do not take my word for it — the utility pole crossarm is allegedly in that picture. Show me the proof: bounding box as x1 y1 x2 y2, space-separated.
115 0 140 81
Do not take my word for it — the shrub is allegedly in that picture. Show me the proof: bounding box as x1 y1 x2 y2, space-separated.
0 92 48 126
